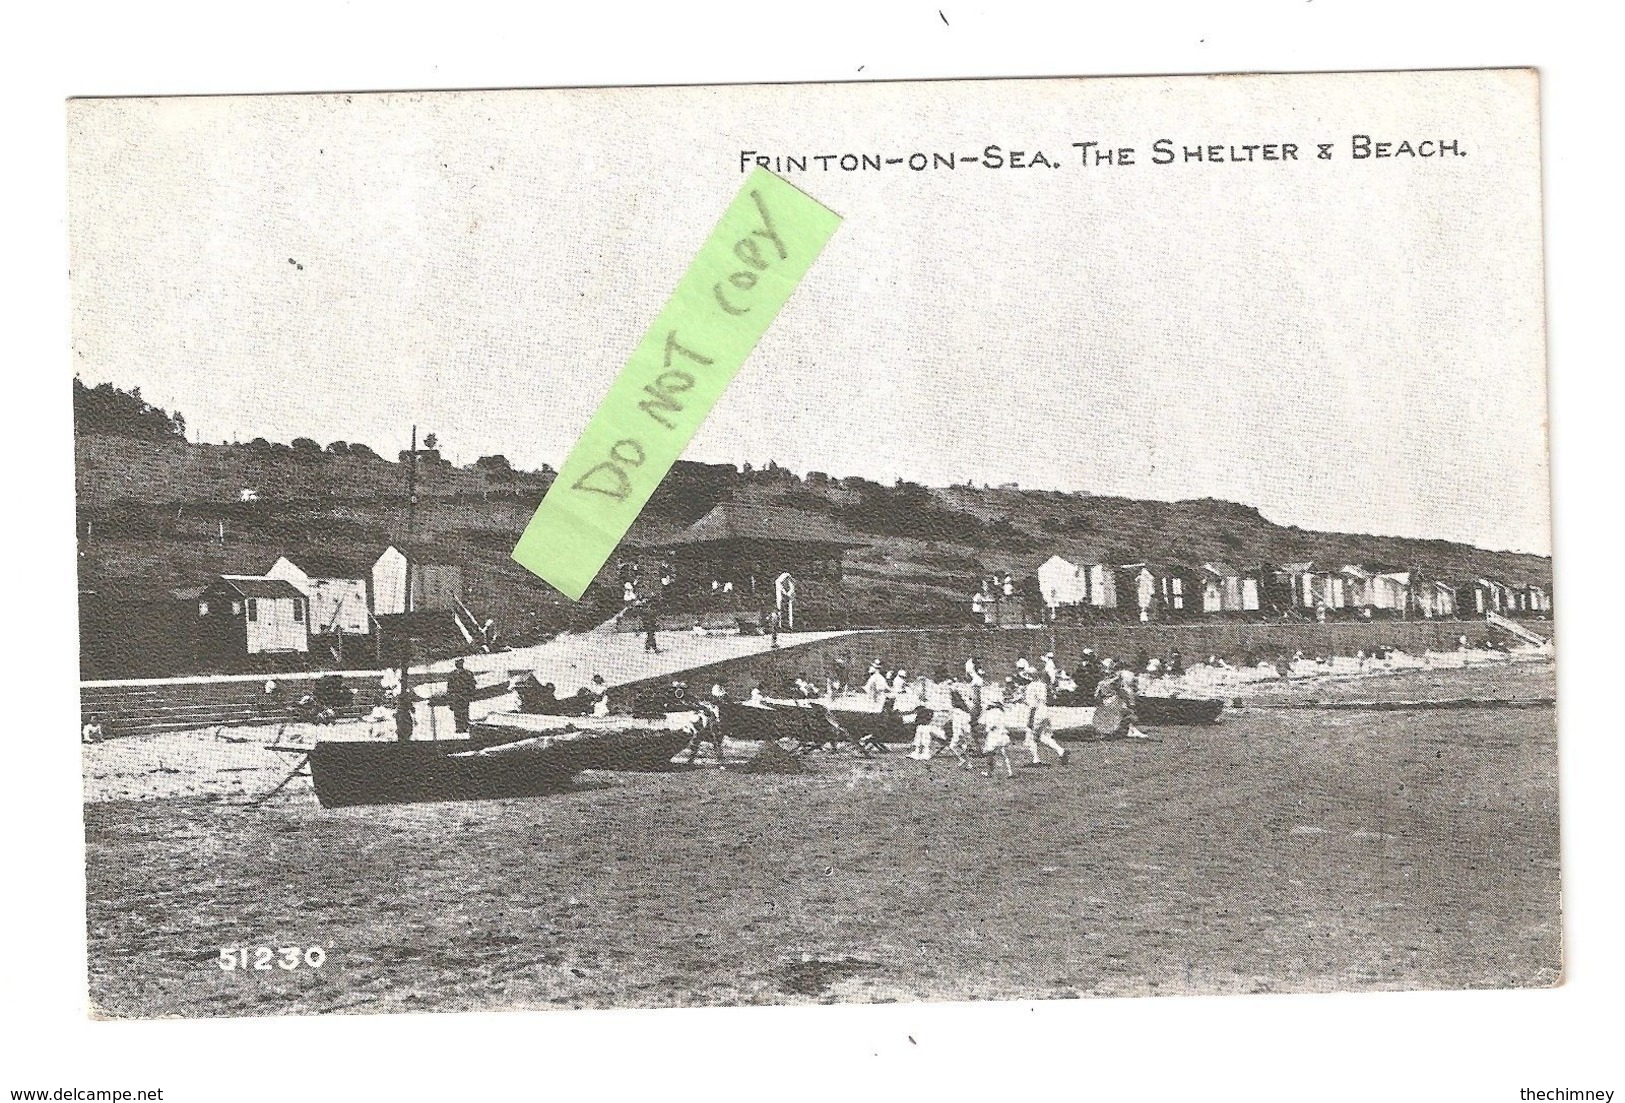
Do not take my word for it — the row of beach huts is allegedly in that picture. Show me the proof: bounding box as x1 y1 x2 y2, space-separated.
191 545 473 659
1024 554 1552 624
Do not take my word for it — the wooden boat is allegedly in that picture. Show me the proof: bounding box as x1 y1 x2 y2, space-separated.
1050 690 1225 726
309 718 695 808
715 699 842 744
466 710 700 751
819 700 931 743
1136 696 1225 725
309 739 578 808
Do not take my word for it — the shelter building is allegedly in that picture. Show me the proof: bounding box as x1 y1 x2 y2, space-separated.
633 503 866 616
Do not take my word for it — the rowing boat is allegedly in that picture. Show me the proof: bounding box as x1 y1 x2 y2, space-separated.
309 716 696 808
1049 692 1225 726
466 710 700 750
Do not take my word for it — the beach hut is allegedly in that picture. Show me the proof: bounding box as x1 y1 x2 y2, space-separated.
1156 565 1199 618
1339 565 1375 609
1369 570 1413 615
1507 581 1552 616
1115 563 1158 623
1258 563 1298 617
267 553 372 636
1413 577 1457 619
1037 554 1088 611
1274 561 1345 612
197 575 309 657
1519 582 1553 614
1117 562 1197 621
1200 563 1260 614
1037 551 1116 613
1453 578 1512 617
373 545 465 615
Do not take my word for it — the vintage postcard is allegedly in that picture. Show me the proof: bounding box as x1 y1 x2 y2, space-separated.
68 69 1556 1019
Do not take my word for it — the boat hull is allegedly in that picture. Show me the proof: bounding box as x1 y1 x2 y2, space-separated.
823 704 930 743
715 700 846 744
466 711 698 751
310 728 693 808
1049 693 1225 726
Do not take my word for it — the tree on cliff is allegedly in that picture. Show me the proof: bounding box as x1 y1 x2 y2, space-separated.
72 378 187 440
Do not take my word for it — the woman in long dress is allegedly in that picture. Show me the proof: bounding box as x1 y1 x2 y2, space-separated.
1092 669 1148 740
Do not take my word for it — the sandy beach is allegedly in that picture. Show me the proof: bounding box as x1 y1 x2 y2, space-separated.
82 652 1558 1017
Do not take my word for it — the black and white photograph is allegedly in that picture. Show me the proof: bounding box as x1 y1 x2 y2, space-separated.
62 68 1564 1023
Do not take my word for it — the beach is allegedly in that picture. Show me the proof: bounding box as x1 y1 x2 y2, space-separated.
83 652 1559 1017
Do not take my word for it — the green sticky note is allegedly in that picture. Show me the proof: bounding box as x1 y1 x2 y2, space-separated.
512 169 842 600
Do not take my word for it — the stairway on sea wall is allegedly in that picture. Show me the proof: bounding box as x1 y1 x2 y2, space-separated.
80 672 385 739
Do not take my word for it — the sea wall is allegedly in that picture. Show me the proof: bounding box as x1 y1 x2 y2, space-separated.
620 619 1553 697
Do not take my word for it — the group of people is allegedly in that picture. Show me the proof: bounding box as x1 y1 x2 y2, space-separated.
835 650 1149 778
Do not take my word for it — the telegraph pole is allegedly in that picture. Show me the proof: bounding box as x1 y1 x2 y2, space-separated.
395 425 419 741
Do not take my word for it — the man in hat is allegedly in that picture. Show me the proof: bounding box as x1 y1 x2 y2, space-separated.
864 660 888 704
1076 649 1102 696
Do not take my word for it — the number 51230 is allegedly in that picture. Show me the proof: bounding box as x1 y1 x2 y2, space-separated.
218 946 326 971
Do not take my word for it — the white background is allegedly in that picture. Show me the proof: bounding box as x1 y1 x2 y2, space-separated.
3 3 1619 1100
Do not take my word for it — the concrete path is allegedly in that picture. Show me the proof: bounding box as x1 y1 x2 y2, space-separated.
423 629 852 694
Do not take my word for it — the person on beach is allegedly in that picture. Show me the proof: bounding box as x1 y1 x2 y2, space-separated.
589 674 611 717
908 671 945 760
890 667 912 707
979 700 1015 778
1076 650 1102 696
642 599 660 654
1020 669 1069 766
394 692 415 742
864 660 888 704
683 692 725 767
447 658 478 734
945 674 972 765
1092 668 1148 740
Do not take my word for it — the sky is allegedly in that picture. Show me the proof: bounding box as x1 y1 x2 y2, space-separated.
66 71 1551 554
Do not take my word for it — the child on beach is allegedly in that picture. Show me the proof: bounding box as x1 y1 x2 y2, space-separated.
909 669 952 760
979 700 1015 778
